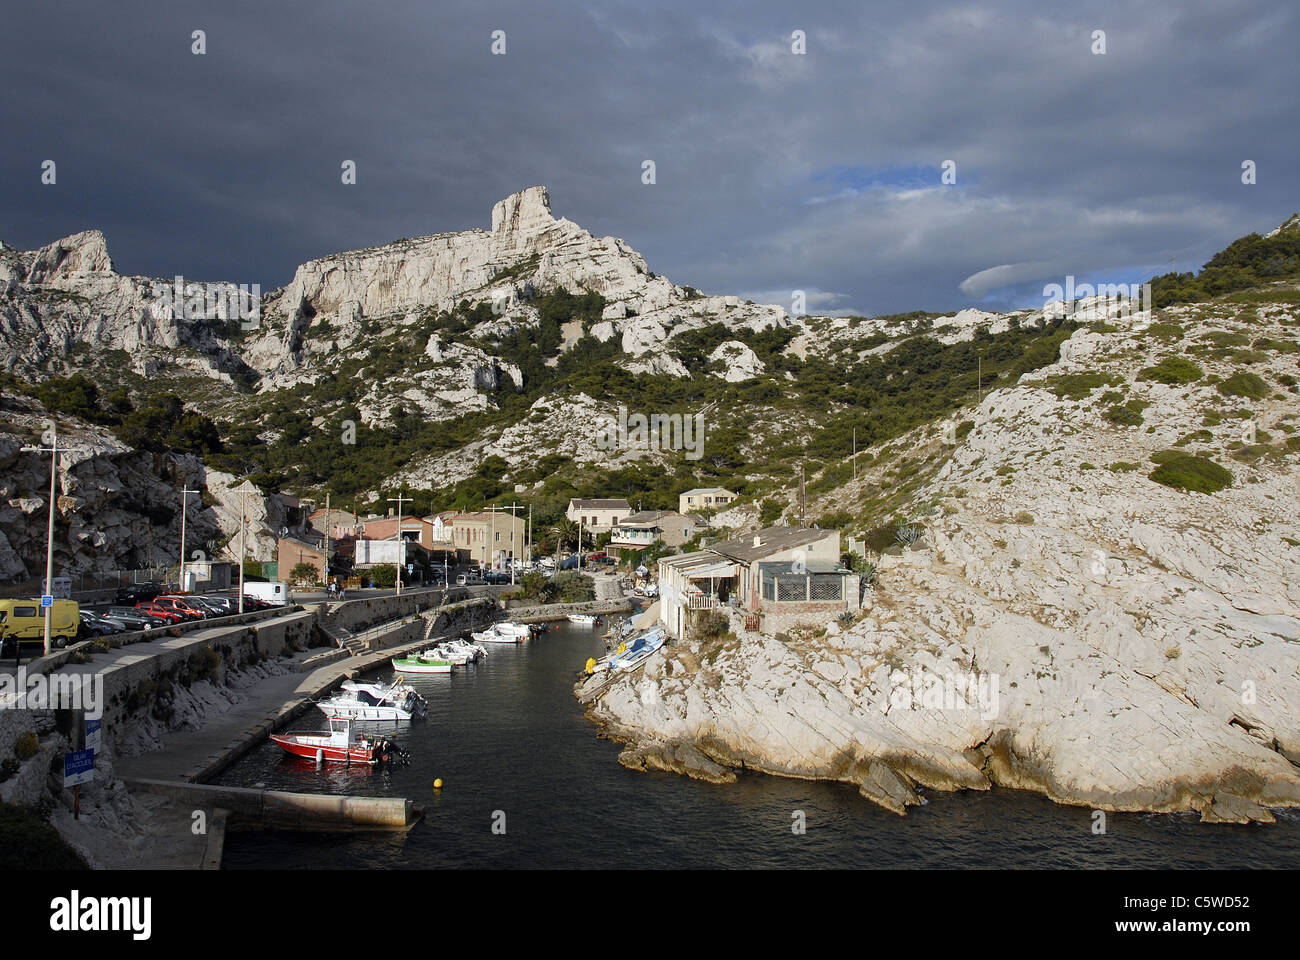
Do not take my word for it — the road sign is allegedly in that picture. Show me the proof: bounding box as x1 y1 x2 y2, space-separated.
407 563 414 574
63 749 94 787
41 595 53 607
85 717 102 752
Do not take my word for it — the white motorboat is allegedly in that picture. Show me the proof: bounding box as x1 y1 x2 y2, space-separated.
432 642 478 665
567 614 599 626
494 620 534 638
472 624 524 644
444 637 487 661
317 680 427 721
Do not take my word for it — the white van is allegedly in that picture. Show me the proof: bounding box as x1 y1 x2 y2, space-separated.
243 581 291 606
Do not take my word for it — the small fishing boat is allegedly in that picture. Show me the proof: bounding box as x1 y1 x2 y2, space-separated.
567 614 599 627
391 651 454 674
270 716 409 765
316 680 427 721
494 620 534 638
608 627 667 673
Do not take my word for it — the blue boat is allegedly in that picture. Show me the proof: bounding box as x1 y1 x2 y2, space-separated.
607 627 667 673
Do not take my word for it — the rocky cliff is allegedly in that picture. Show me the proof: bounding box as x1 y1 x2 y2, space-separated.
582 292 1300 823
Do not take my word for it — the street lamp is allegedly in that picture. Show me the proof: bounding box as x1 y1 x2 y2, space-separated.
233 479 259 613
179 487 199 591
20 427 59 657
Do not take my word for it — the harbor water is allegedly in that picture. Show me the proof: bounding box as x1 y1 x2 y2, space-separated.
217 621 1300 869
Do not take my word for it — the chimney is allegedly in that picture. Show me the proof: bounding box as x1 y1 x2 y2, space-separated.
753 534 762 548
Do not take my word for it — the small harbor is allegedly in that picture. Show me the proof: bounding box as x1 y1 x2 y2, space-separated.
215 620 1300 870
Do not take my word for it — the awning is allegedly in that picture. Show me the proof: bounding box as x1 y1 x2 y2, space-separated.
683 561 738 579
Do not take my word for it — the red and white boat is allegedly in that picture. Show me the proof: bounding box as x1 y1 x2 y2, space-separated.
269 716 408 766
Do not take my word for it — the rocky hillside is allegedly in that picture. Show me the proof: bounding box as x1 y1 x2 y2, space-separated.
584 290 1300 823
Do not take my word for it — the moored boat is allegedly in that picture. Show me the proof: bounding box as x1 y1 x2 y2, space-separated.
316 680 427 721
391 652 454 674
567 614 599 626
270 716 409 765
472 624 524 644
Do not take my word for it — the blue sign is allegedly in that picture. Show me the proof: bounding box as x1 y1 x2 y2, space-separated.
41 595 53 607
85 717 102 752
64 749 95 787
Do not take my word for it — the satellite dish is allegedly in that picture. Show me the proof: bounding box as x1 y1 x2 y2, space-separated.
280 527 289 537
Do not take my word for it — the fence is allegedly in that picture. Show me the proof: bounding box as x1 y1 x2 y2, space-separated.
0 566 236 602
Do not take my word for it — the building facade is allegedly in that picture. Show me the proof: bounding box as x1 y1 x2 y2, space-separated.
565 498 631 532
657 526 858 638
679 487 737 514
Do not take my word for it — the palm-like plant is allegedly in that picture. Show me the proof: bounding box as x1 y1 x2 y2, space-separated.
549 518 578 558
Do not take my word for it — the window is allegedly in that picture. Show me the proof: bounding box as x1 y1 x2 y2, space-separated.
15 606 36 618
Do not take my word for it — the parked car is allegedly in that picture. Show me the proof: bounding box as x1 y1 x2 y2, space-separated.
133 601 187 624
189 596 234 617
154 596 211 620
78 611 124 638
456 574 486 586
105 606 168 630
115 582 161 605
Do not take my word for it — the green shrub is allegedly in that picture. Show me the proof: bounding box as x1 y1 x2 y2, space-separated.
1104 403 1144 426
1216 371 1270 399
13 732 39 761
0 802 89 870
551 572 595 603
1108 461 1140 472
1047 371 1119 400
1139 356 1204 384
1148 454 1233 493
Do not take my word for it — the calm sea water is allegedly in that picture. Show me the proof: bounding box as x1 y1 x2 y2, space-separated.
217 621 1300 869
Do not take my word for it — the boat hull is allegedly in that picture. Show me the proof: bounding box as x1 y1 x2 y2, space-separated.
391 657 452 674
269 734 378 764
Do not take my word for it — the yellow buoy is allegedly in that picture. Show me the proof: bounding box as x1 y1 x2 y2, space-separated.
433 778 443 789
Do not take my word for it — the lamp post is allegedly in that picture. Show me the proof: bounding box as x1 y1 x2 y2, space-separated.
388 491 410 596
20 427 60 657
179 487 199 591
233 479 260 613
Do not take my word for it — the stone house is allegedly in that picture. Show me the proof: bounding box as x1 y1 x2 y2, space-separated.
565 498 631 532
657 526 858 638
678 487 737 514
609 510 704 557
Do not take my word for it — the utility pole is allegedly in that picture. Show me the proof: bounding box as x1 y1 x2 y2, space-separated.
388 490 410 596
233 479 260 614
323 492 330 592
20 428 59 657
852 428 856 481
799 465 806 527
977 353 983 406
179 486 199 592
527 503 532 571
488 503 525 583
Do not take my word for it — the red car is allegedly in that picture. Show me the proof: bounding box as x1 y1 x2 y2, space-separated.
134 601 186 623
153 596 210 621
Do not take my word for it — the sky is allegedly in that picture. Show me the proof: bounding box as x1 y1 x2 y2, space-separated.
2 0 1297 317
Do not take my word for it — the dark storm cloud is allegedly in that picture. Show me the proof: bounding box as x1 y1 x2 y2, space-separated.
1 0 1296 315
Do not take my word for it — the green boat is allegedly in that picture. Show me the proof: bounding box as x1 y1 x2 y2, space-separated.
391 651 454 674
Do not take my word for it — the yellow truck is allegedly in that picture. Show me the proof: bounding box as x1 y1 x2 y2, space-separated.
0 598 81 649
